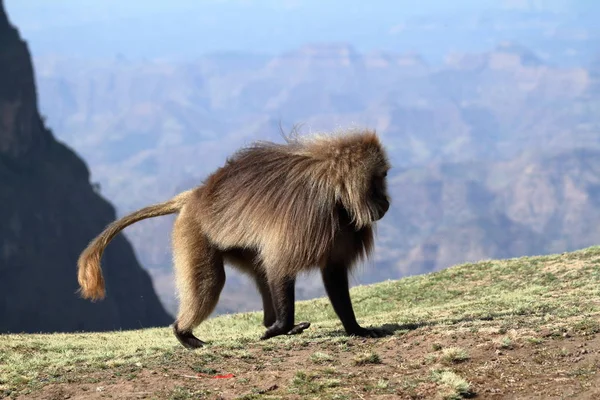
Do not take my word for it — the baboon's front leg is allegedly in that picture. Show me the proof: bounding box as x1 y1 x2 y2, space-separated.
321 263 385 338
260 276 310 340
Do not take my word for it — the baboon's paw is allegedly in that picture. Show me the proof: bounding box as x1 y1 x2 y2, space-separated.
287 321 311 335
348 326 388 339
260 321 311 340
173 323 206 350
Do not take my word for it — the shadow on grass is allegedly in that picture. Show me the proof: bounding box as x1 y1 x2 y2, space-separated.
321 322 424 339
320 308 552 339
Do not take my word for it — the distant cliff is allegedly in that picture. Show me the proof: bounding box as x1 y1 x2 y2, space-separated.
0 0 172 333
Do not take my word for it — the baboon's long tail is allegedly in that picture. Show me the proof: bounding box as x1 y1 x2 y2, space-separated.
77 190 194 301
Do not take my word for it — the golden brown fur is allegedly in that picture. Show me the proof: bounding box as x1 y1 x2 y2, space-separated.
77 128 391 348
77 189 193 301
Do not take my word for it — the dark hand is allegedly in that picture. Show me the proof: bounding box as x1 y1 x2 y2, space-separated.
347 326 387 338
260 321 311 340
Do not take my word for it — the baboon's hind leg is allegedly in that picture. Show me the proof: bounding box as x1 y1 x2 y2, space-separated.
260 275 311 340
222 250 278 328
253 272 276 328
172 215 225 350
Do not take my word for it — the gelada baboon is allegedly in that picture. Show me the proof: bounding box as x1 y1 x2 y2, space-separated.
77 128 391 349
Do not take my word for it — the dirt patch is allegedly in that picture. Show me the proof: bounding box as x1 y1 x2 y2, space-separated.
18 325 600 400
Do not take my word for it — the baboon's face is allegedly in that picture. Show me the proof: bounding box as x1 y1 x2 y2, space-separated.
369 169 390 221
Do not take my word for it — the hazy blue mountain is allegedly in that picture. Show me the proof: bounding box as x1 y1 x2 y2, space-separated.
9 0 600 315
27 39 600 315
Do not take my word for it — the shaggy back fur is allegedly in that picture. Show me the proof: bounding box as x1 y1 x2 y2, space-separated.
193 129 390 275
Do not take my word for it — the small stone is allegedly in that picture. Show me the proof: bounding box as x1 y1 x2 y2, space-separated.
495 350 503 355
539 329 553 337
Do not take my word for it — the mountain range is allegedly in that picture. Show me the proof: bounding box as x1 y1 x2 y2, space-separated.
31 39 600 316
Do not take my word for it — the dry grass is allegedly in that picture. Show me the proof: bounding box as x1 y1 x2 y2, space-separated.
352 351 382 366
440 347 470 364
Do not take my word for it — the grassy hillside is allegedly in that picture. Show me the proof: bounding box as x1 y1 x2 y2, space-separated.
2 247 600 399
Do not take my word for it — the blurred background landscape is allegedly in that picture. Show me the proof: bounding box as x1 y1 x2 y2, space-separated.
2 0 600 329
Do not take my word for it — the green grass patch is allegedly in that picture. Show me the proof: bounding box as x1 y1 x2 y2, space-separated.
431 369 475 399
